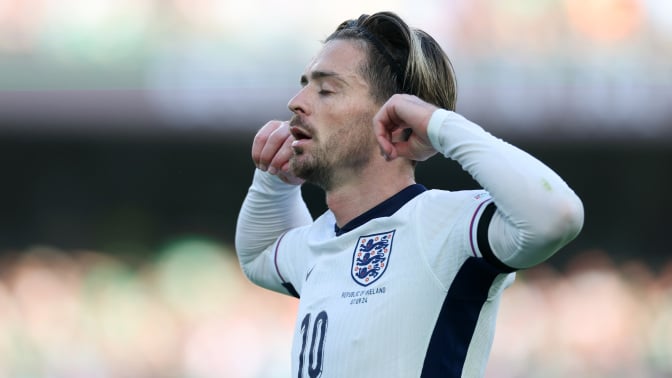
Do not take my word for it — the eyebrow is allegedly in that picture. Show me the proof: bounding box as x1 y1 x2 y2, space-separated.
300 70 348 86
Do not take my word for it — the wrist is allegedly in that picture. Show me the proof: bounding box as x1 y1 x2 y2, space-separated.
252 169 301 193
426 109 452 152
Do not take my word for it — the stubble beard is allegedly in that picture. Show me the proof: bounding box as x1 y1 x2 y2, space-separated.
290 123 374 191
290 149 332 190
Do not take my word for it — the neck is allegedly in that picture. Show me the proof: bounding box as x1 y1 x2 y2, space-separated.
325 158 415 228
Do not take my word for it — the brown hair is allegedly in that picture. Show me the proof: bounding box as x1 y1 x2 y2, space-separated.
326 11 457 110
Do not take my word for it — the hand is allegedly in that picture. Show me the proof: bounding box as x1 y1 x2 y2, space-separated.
251 120 304 185
373 94 439 161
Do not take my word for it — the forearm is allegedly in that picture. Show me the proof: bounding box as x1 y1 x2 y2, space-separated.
428 110 584 268
235 169 312 270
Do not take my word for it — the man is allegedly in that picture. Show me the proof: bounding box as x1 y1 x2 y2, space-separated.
235 11 583 378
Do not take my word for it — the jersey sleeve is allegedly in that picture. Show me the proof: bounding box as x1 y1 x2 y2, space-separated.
235 169 313 296
426 109 584 269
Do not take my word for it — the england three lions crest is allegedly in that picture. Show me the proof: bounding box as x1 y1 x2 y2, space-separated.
351 230 395 286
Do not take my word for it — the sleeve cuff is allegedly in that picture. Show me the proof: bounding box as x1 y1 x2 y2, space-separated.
252 169 301 194
427 108 453 153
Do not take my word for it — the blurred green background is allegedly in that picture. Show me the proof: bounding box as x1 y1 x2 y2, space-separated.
1 0 671 377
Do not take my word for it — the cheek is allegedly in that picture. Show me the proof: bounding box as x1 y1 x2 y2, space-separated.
329 116 377 155
316 100 378 146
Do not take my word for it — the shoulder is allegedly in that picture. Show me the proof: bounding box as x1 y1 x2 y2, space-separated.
416 189 491 212
402 188 492 244
408 189 494 250
279 209 337 246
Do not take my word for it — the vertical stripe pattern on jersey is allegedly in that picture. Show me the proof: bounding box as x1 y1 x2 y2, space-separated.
420 257 501 377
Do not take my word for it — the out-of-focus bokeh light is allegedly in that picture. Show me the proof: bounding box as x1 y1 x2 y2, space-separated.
565 0 643 43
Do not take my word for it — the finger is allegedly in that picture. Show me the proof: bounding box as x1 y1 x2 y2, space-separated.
268 134 295 174
376 127 413 161
390 142 411 160
251 121 283 167
392 135 438 162
257 122 290 170
373 118 396 160
373 101 405 160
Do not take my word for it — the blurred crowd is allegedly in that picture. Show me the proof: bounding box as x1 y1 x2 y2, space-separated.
0 240 296 378
486 250 672 378
2 0 671 138
0 242 669 377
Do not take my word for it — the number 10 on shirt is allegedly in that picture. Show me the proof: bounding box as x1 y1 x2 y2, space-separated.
297 311 328 378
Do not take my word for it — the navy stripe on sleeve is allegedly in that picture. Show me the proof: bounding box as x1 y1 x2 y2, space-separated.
477 202 517 273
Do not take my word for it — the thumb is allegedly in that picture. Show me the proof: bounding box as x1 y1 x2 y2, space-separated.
388 133 438 162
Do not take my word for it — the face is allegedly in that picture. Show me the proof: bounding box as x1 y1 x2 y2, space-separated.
287 39 380 190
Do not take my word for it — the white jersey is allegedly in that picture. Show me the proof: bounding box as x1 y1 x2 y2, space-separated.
274 185 515 377
236 109 584 377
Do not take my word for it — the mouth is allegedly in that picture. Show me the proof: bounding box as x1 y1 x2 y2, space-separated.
290 126 312 141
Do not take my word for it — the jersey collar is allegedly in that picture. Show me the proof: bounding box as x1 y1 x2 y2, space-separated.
334 184 427 236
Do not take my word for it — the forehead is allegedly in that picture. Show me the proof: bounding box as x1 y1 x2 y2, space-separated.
305 39 368 82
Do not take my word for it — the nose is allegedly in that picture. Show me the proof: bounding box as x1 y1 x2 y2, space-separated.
287 87 309 115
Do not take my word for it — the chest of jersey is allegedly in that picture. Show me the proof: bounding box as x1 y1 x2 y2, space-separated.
290 224 449 377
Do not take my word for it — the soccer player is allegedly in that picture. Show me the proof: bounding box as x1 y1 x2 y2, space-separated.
235 11 583 378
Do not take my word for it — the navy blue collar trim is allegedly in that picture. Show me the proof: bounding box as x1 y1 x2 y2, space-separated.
334 184 427 236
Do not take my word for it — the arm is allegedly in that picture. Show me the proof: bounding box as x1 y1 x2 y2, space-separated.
374 95 584 269
235 121 312 288
235 169 312 287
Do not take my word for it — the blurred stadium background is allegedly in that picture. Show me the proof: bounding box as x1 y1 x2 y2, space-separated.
0 0 671 377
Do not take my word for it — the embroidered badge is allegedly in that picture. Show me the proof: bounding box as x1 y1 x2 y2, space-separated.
351 230 395 286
